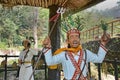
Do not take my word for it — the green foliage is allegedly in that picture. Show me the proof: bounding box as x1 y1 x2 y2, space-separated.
100 20 108 31
74 9 113 30
0 42 6 49
7 59 18 65
0 6 49 49
74 16 85 31
61 14 85 32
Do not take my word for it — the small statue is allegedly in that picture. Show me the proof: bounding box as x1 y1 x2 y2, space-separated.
101 21 110 45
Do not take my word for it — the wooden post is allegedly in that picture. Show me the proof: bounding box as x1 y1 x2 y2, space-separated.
114 58 118 80
88 62 91 78
98 27 100 36
5 55 7 80
111 23 113 37
89 30 91 39
98 63 101 80
33 7 38 49
93 28 94 39
48 5 61 80
86 31 87 42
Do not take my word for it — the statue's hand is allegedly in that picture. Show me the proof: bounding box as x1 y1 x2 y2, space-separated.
100 32 110 46
43 36 51 48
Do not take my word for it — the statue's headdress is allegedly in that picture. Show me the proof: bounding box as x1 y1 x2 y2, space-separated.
67 28 80 38
61 15 85 38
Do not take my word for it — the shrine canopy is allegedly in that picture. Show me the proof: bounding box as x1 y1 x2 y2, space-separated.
0 0 105 15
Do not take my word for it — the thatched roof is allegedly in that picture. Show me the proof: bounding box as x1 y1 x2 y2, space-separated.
0 0 105 14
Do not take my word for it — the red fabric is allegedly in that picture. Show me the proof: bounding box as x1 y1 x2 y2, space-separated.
43 48 51 54
100 44 108 52
67 50 85 80
67 28 80 38
49 13 60 22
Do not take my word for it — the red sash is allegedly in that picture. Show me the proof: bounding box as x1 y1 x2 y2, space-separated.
67 50 86 80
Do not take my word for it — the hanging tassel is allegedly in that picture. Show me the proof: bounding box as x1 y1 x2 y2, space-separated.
13 0 17 5
42 0 44 7
35 0 39 6
10 0 13 4
55 0 58 5
39 0 42 6
26 0 30 6
19 0 23 5
47 0 50 6
23 0 26 4
29 0 33 6
45 0 48 8
50 0 52 6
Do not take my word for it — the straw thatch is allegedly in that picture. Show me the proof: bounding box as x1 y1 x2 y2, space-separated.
0 0 105 14
64 0 105 16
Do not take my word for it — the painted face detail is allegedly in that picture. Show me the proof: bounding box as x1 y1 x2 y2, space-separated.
67 28 80 38
68 33 80 48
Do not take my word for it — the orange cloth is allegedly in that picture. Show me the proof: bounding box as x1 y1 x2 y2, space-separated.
48 45 82 69
54 45 82 55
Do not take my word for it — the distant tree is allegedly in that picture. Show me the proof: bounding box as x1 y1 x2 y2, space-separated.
0 6 49 49
117 0 120 6
1 18 18 47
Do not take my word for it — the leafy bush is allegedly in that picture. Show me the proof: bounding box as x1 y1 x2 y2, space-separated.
0 42 7 49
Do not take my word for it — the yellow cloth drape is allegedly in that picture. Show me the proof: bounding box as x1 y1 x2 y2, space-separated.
48 45 82 69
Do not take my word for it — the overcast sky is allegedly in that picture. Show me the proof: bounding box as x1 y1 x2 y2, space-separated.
88 0 119 10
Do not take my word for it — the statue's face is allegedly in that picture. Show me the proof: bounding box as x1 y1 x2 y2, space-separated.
23 41 29 48
67 33 80 48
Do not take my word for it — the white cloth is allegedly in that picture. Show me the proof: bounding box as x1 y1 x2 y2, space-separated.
19 49 37 80
44 47 107 79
